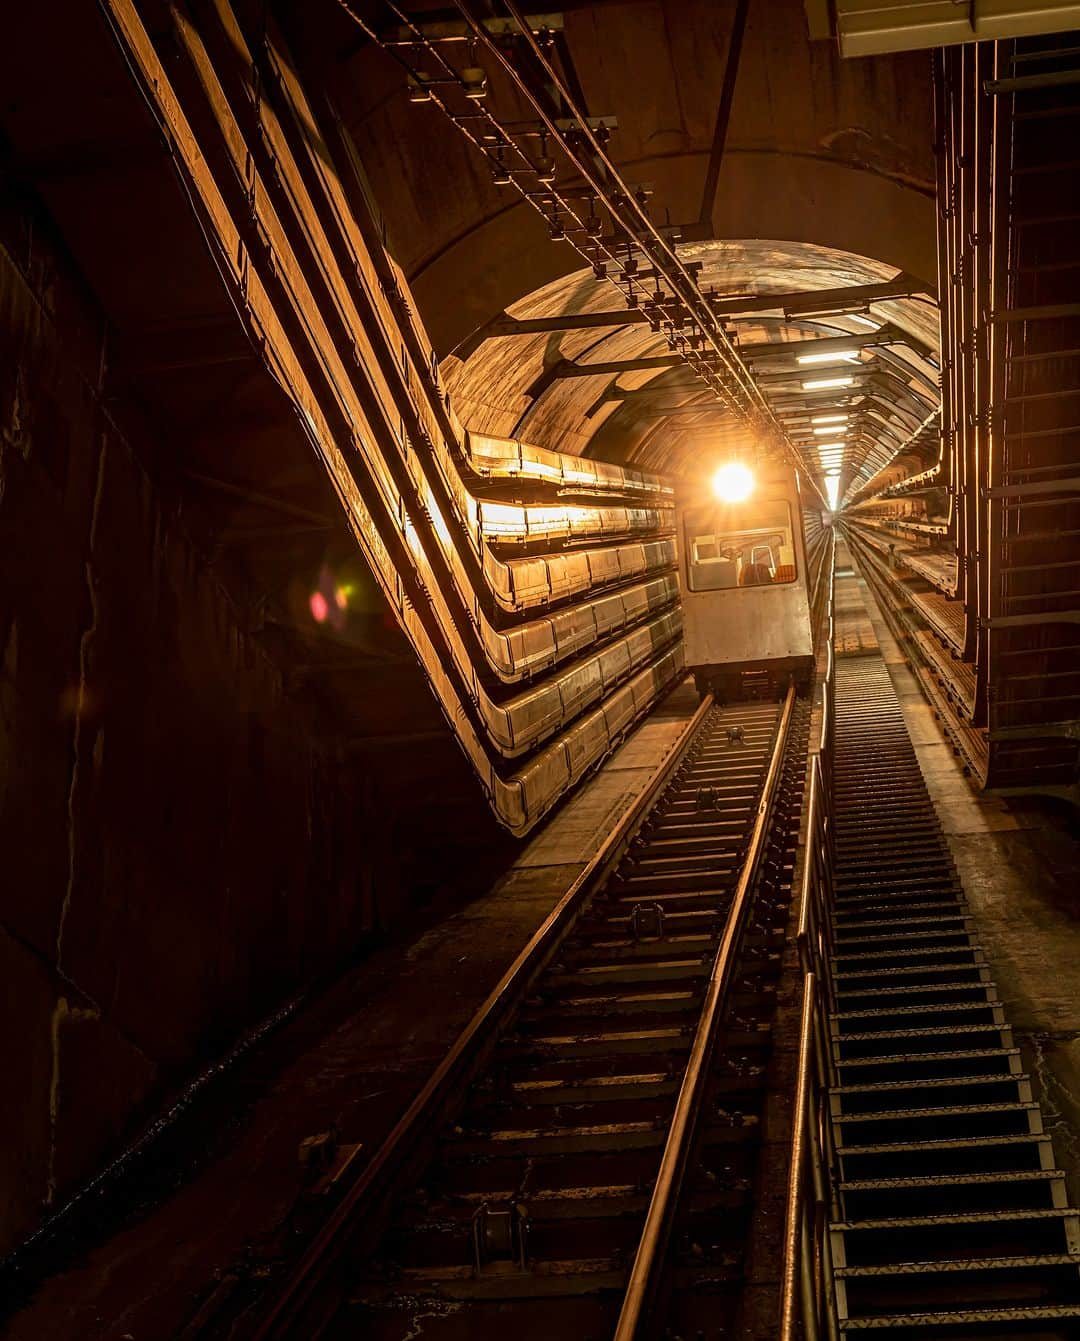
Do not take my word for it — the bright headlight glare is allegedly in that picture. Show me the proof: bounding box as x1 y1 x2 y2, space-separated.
712 462 755 503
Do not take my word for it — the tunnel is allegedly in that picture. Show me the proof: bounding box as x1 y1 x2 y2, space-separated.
1 2 1079 1338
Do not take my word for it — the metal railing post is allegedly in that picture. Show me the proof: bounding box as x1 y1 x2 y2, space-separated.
780 538 839 1339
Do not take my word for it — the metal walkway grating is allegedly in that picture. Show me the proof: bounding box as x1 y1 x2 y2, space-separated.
826 638 1080 1336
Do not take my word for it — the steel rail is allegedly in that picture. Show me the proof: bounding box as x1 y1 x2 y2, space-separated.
250 686 715 1339
614 679 798 1339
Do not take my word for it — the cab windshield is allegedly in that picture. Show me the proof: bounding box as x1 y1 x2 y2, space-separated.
685 497 797 591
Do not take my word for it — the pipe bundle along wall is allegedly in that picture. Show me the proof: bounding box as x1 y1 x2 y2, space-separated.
101 0 683 833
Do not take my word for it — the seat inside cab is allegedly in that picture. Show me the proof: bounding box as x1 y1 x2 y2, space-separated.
686 498 797 592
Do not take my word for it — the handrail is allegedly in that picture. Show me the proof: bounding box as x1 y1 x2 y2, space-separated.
780 533 839 1340
781 971 817 1341
614 681 797 1339
251 688 714 1339
780 971 839 1341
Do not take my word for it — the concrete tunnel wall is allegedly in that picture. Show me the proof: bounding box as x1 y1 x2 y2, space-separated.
0 182 508 1257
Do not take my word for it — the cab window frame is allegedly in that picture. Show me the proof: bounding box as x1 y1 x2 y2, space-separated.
684 496 798 593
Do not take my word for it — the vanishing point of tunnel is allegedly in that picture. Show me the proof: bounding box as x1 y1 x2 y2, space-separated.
2 2 1080 1338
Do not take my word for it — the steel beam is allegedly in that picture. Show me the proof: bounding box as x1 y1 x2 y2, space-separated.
462 275 928 350
546 353 685 379
739 326 916 362
697 0 751 229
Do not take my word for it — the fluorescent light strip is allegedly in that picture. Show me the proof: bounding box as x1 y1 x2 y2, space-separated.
813 425 847 436
796 349 860 366
812 413 848 424
803 376 854 390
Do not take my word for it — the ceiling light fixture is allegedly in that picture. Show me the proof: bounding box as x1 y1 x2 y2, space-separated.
813 425 847 436
796 349 861 366
812 413 849 424
803 376 855 391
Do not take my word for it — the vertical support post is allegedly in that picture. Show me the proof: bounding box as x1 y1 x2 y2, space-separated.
959 43 980 659
697 0 752 231
985 38 1013 743
932 50 956 524
971 40 994 723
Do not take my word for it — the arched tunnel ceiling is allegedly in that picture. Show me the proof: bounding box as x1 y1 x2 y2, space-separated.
444 238 941 504
303 0 937 357
294 0 943 506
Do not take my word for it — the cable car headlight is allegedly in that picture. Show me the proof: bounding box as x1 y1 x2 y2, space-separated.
711 462 755 503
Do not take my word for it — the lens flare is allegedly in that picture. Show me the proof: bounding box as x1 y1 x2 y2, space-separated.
711 462 755 503
309 591 330 623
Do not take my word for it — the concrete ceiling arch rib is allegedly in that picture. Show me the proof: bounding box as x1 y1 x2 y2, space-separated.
443 237 941 497
327 0 936 357
408 150 937 356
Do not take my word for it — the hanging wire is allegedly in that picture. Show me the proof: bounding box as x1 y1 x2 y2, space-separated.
331 0 830 499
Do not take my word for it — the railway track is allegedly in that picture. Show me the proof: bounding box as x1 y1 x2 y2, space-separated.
786 556 1080 1338
245 682 809 1340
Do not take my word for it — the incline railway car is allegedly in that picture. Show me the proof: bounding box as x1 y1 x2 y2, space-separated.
677 460 814 700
